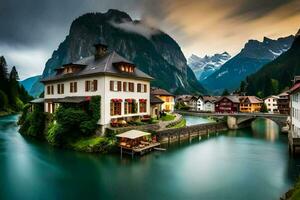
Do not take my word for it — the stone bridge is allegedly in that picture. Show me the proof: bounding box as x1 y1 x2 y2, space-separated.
176 110 289 130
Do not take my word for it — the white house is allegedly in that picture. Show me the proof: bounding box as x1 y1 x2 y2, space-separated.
203 96 217 112
290 76 300 137
41 43 153 131
196 96 204 111
264 95 279 113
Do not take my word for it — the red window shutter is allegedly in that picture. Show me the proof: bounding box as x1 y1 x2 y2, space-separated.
93 80 97 91
117 81 121 91
110 81 114 91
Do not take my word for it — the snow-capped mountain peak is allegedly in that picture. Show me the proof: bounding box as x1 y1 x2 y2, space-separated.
188 52 231 81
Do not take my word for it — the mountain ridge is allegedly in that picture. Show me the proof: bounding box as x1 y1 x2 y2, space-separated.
188 52 231 81
202 35 295 94
31 9 205 95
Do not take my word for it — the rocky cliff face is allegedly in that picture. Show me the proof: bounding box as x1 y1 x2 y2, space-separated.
34 9 205 95
202 35 294 94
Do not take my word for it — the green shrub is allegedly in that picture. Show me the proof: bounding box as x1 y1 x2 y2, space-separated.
88 96 101 121
46 122 64 145
70 136 116 153
18 104 31 125
80 120 97 135
16 98 24 111
19 104 45 138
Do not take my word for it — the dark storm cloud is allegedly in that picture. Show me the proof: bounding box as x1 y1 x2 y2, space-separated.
0 0 299 79
229 0 295 20
0 0 142 48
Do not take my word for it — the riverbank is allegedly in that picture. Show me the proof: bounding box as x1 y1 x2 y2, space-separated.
281 179 300 200
0 111 18 117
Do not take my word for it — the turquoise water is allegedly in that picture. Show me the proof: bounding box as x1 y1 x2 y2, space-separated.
0 115 299 200
183 114 215 126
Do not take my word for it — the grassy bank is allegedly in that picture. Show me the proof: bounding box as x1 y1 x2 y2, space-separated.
283 179 300 200
68 136 117 153
161 113 176 121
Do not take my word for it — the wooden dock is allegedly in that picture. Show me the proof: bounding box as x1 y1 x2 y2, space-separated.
288 131 300 154
120 142 161 158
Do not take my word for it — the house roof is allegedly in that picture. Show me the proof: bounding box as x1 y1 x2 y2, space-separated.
215 96 240 103
151 88 174 96
45 96 89 103
240 96 263 104
150 94 164 104
116 130 151 139
176 95 197 102
289 82 300 94
203 96 218 103
41 51 153 83
30 98 45 104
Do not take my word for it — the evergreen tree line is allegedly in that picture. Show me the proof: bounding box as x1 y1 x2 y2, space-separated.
0 56 32 112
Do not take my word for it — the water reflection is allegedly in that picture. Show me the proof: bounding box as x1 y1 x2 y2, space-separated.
251 118 279 142
0 115 300 200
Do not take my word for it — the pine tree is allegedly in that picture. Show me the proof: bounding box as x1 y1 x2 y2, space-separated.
0 56 9 93
222 89 230 96
8 66 19 108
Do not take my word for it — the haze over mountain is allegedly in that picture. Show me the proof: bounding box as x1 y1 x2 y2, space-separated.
245 29 300 98
20 75 42 98
202 35 295 94
188 52 231 81
29 10 205 96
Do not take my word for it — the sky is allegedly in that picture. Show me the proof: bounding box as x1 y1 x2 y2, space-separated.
0 0 299 80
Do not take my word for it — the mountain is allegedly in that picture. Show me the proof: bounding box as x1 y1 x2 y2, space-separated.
202 35 295 94
245 29 300 97
188 52 231 81
20 75 42 97
31 9 205 95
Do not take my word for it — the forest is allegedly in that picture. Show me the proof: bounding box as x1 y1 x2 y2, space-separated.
0 56 32 115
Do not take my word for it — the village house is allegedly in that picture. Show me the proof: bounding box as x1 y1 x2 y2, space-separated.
196 96 204 111
41 43 153 131
239 96 263 113
278 91 290 115
203 96 218 112
151 88 175 112
289 76 300 137
215 96 240 113
176 95 198 111
264 95 279 113
150 93 164 119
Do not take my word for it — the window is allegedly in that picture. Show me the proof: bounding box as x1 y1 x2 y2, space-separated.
110 81 121 91
70 82 77 93
129 82 134 92
137 83 147 93
57 84 64 94
124 99 137 114
85 80 97 92
110 99 122 116
139 99 147 113
47 85 54 95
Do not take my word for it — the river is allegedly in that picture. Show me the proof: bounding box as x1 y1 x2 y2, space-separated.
0 114 300 200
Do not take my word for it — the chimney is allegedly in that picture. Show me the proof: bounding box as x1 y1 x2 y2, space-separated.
94 43 108 60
